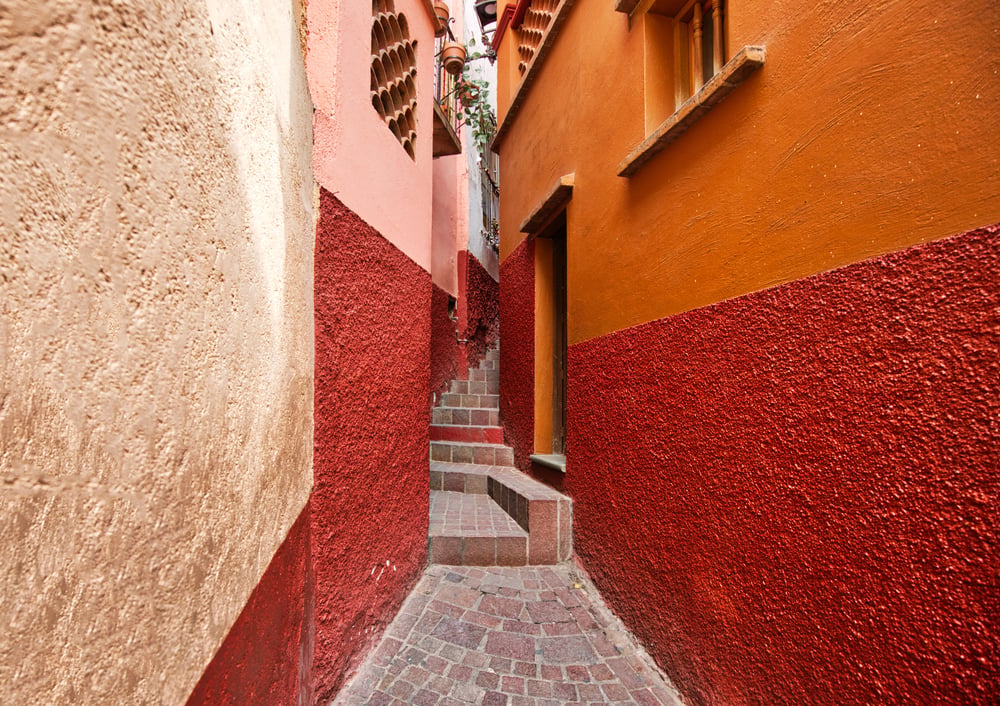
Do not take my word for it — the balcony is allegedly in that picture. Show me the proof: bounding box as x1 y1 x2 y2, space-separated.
433 34 463 157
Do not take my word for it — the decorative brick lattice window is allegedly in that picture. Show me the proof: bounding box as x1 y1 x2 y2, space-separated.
516 0 558 74
371 0 418 159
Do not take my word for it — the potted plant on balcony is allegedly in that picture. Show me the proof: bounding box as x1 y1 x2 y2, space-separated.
456 39 496 153
433 1 450 37
441 40 467 74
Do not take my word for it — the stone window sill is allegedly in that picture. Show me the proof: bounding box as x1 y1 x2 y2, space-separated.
530 454 567 473
617 45 765 177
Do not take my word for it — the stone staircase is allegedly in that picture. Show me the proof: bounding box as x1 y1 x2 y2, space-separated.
428 348 572 566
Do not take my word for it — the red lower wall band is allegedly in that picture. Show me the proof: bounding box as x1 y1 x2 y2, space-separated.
499 238 536 472
431 282 459 403
312 189 430 702
565 225 1000 705
186 501 313 706
458 250 500 373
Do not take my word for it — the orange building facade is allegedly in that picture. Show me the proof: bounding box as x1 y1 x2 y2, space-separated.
493 0 999 703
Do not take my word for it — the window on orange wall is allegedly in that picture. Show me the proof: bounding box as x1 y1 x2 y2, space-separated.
674 0 725 104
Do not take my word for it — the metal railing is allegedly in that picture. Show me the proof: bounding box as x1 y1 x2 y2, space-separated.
479 114 499 252
433 30 463 138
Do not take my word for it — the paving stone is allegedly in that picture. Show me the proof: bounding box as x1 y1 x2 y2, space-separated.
431 616 487 649
476 670 501 689
525 600 572 624
538 664 561 681
537 635 597 664
486 632 535 661
412 688 440 705
332 565 682 705
514 661 537 677
479 594 524 619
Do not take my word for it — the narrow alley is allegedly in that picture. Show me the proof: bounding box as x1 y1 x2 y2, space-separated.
2 0 997 704
334 565 683 706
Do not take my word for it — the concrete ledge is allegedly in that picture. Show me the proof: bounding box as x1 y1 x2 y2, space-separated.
520 174 574 234
617 46 765 177
488 466 572 564
530 453 567 473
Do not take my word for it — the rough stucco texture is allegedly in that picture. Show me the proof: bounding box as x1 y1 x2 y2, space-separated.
313 190 430 702
499 239 535 471
186 503 313 706
459 250 500 372
0 2 314 703
567 226 1000 706
431 282 459 402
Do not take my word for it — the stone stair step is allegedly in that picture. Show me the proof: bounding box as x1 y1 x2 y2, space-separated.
430 424 504 444
428 462 573 566
430 461 491 494
448 377 499 395
467 368 499 384
487 466 572 565
432 407 500 427
431 440 514 466
428 491 528 566
438 392 500 409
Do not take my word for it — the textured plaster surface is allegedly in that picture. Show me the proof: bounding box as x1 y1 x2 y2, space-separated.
307 0 436 271
458 250 500 374
431 282 459 402
499 238 536 472
432 154 463 295
495 0 1000 343
0 2 314 703
186 503 313 706
313 191 430 702
567 226 1000 705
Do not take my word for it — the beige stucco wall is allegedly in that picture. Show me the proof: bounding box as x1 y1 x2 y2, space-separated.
0 1 314 703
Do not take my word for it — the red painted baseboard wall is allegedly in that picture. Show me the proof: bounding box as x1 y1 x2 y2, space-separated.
186 502 313 706
431 282 459 403
499 238 536 472
458 250 500 373
567 225 1000 704
312 190 430 702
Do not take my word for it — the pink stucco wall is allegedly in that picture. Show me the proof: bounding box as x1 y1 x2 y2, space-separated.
308 0 437 272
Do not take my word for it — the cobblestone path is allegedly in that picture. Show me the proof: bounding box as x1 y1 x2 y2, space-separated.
333 564 683 705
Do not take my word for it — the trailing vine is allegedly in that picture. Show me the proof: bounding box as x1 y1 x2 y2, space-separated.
455 37 496 154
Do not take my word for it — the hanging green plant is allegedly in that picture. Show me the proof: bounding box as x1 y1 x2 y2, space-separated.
454 38 496 155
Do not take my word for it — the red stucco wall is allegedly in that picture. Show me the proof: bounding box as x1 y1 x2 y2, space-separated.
313 190 430 701
499 239 536 471
567 225 1000 705
431 282 459 403
458 250 500 373
186 503 313 706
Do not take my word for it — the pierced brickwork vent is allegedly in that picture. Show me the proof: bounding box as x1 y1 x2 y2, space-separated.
516 0 557 74
372 0 418 159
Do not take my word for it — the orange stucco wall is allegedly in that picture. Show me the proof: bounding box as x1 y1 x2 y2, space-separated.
496 0 1000 345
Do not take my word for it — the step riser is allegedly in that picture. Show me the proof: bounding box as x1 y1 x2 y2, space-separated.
430 425 504 444
439 393 500 409
467 368 498 383
428 535 526 566
429 462 573 566
449 378 500 395
488 474 572 565
432 408 500 427
431 442 514 466
430 469 488 494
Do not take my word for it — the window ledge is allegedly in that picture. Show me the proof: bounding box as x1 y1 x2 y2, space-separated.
617 45 765 177
529 454 567 473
